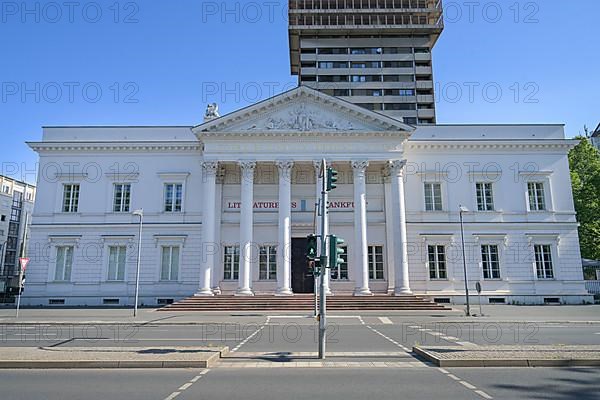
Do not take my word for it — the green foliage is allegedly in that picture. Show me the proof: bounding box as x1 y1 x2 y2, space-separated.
569 137 600 260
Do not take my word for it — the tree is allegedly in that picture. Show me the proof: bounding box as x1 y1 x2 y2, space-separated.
569 136 600 260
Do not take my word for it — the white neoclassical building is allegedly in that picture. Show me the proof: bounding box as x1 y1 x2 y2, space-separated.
23 87 591 306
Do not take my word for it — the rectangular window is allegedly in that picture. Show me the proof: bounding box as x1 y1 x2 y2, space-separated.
160 246 180 281
476 182 495 211
319 61 348 69
259 245 277 280
318 47 348 55
62 184 80 213
164 183 183 212
383 61 413 68
107 246 127 281
55 246 74 281
351 75 381 82
223 246 240 280
428 245 447 279
385 103 416 110
534 244 554 279
368 245 384 280
424 183 443 211
351 61 380 68
331 245 348 280
350 47 381 55
528 182 546 211
481 245 500 279
113 184 131 213
319 75 348 83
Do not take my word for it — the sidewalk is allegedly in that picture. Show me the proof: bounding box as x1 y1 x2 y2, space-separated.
414 345 600 367
0 346 228 369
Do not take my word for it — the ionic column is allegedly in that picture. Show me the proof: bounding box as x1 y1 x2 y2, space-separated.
390 160 411 295
314 161 331 295
352 160 372 296
197 161 218 296
276 160 294 295
237 161 256 296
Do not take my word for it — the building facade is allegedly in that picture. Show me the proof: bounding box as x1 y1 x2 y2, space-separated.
22 87 591 306
0 175 35 300
289 0 443 124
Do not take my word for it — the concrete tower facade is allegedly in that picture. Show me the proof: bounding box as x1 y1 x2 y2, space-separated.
288 0 444 124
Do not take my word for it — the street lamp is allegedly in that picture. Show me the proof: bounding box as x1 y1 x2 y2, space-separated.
459 205 471 317
0 240 7 276
132 209 143 317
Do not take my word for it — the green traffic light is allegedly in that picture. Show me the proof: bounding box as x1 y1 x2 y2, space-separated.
328 234 345 269
326 167 339 191
306 234 318 260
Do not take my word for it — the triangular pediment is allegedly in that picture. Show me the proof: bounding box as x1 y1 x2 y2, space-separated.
193 86 414 137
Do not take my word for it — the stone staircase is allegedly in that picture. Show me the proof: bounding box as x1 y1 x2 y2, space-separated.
159 294 451 311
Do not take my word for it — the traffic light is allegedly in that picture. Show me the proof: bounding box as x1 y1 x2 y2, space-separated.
326 167 339 191
306 234 318 260
308 259 321 276
328 235 345 269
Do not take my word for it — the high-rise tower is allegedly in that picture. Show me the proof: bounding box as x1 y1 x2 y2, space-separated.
288 0 444 124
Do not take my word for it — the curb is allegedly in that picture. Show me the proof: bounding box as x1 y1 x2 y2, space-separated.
0 347 227 369
413 346 600 368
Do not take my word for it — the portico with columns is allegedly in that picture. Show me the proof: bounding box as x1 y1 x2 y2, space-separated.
193 86 414 297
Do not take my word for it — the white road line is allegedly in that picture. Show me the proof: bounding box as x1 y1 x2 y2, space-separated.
231 318 269 353
475 390 494 399
268 315 312 319
438 368 449 374
358 316 366 325
446 374 460 381
163 392 180 400
459 381 477 390
189 376 203 383
198 370 209 375
378 317 393 325
178 383 193 391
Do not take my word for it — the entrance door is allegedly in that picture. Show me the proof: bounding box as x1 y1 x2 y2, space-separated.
291 238 315 294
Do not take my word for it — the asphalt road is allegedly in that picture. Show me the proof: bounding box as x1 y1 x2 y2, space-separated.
1 311 600 399
2 315 599 348
1 367 599 400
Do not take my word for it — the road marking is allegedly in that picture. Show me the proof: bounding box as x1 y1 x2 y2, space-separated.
447 374 460 381
358 316 366 325
475 390 494 399
459 381 477 390
438 368 449 374
164 369 211 400
378 317 393 325
231 317 270 353
365 325 411 352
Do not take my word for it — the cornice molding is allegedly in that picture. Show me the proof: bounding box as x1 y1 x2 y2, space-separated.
27 141 202 153
406 140 576 152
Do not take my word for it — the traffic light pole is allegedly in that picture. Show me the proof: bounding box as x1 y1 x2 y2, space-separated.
318 159 328 360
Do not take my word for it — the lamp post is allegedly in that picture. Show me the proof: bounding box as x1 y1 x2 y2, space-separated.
0 240 7 276
459 205 471 317
132 209 143 317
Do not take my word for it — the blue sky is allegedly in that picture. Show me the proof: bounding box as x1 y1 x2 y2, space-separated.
1 1 599 184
